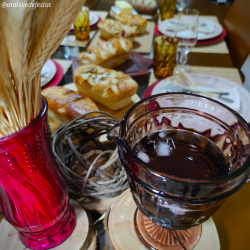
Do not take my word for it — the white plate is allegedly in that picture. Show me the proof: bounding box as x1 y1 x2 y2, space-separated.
152 73 250 123
89 11 99 26
158 18 223 41
70 11 99 30
41 59 56 87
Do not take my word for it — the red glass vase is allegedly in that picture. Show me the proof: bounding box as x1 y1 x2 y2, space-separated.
0 97 76 249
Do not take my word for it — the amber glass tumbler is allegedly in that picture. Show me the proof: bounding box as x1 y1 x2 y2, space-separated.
153 36 178 78
160 0 177 20
74 6 90 40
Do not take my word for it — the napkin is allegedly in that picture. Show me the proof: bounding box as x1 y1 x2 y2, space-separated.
198 19 214 34
198 86 240 112
164 19 179 30
164 18 214 35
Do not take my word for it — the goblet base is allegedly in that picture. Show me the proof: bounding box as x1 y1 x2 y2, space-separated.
19 205 76 250
134 209 201 250
174 64 192 74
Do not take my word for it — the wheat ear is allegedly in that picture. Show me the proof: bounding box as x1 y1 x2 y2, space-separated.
29 0 85 81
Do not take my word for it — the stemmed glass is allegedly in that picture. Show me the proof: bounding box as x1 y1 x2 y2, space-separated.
176 0 188 12
108 93 250 250
175 9 199 72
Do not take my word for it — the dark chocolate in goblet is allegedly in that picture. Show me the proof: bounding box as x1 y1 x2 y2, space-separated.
108 93 250 250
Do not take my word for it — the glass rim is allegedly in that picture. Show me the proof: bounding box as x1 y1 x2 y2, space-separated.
120 92 250 185
154 35 178 45
0 96 47 142
179 9 199 15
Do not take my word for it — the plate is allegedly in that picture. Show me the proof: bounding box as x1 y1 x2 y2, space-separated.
144 74 250 123
42 59 64 90
154 24 227 45
158 18 223 41
89 11 99 26
41 59 57 87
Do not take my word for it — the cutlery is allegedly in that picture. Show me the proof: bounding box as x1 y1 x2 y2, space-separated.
162 85 234 103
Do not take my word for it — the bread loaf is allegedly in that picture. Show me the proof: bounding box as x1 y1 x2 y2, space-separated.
97 19 138 42
78 38 133 69
74 65 138 110
127 0 157 15
115 13 147 34
42 86 99 125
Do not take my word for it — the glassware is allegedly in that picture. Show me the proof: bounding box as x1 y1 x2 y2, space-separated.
74 6 90 40
175 9 199 72
176 0 188 12
160 0 177 21
108 93 250 249
153 36 178 78
0 97 76 249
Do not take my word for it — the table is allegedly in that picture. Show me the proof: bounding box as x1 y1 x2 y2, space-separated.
1 1 246 250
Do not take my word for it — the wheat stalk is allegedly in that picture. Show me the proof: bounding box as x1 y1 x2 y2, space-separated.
0 0 86 136
19 0 35 125
29 0 84 81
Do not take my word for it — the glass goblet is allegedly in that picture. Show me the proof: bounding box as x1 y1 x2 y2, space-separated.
175 9 199 72
108 93 250 250
176 0 188 12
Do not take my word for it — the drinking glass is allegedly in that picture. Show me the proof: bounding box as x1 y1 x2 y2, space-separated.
160 0 177 21
175 9 199 72
153 36 178 78
0 97 76 249
108 93 250 250
74 6 90 40
176 0 188 12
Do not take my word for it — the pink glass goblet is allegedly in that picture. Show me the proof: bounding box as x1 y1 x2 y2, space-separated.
108 93 250 250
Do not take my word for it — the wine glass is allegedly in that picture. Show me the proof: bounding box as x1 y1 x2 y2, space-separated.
175 9 199 72
176 0 188 12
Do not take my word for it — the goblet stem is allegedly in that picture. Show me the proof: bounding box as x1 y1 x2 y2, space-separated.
179 52 188 65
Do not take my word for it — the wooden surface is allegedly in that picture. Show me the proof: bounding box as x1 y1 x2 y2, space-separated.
107 189 220 250
212 182 250 250
0 200 95 250
61 11 108 48
149 66 242 86
187 53 233 68
90 22 155 54
79 196 120 215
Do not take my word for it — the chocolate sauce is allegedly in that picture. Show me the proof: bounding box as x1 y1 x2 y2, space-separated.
133 130 230 180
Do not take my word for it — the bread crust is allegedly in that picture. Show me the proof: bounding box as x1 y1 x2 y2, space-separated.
115 13 147 29
78 38 133 68
42 86 99 123
97 19 138 40
73 65 138 104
